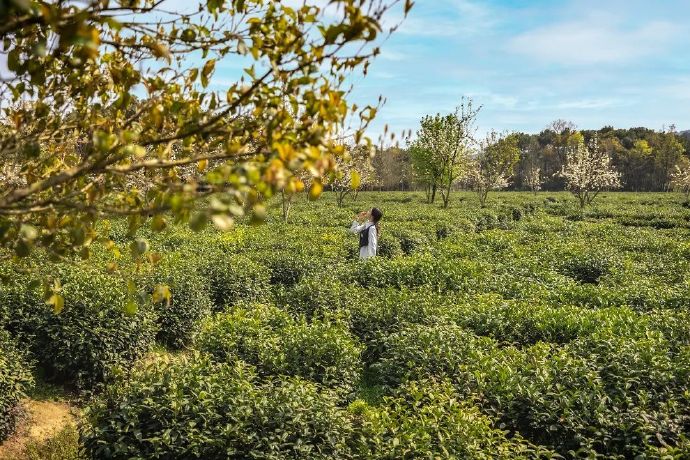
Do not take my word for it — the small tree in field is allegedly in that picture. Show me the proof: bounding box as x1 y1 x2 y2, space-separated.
524 166 542 195
469 131 520 206
522 141 543 194
280 171 309 223
409 143 442 203
560 137 621 208
410 98 479 208
670 161 690 198
329 144 373 207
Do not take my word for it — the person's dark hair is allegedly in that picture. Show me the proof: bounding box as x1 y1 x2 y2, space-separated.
371 207 383 235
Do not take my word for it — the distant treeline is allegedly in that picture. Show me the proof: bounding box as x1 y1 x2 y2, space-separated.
371 123 690 192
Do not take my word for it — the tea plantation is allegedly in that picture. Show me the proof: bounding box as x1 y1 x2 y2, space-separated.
2 192 690 458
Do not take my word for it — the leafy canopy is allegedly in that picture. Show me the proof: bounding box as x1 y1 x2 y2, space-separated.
0 0 412 262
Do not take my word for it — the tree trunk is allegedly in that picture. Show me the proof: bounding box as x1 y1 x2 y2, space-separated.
281 190 292 223
479 189 488 207
337 189 348 207
441 183 451 208
431 183 437 203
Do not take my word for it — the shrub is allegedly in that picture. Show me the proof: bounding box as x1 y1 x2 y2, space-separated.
343 255 482 292
558 250 615 284
254 250 316 286
0 330 33 442
251 376 353 459
350 380 552 459
347 289 454 362
82 354 352 459
147 253 213 348
197 251 271 310
376 233 403 258
197 304 363 391
373 324 495 387
280 275 363 320
1 264 157 389
44 266 158 388
390 228 428 255
476 343 610 455
0 269 48 348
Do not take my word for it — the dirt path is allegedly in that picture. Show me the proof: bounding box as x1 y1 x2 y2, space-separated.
0 399 75 460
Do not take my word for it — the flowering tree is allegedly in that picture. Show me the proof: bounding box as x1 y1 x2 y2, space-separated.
524 166 542 195
468 131 520 206
670 161 690 198
327 144 375 207
560 137 621 208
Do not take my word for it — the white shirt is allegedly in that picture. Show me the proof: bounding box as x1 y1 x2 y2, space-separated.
350 220 378 259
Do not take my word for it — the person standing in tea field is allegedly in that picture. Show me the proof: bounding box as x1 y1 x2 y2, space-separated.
350 208 383 259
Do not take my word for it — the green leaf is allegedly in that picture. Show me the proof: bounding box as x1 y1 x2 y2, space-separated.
130 238 149 256
211 214 234 231
47 294 65 314
190 212 208 232
201 59 216 88
124 300 138 316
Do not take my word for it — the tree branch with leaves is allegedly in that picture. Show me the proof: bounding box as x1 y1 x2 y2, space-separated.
0 0 412 264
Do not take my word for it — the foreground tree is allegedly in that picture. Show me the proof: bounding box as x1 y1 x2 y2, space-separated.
469 131 520 206
0 0 410 268
560 137 621 208
410 98 479 208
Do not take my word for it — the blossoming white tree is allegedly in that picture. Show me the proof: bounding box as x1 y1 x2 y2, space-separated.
468 131 520 206
328 144 375 207
670 161 690 198
560 137 621 208
524 166 542 195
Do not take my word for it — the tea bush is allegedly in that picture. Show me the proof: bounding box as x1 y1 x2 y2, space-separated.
350 380 553 459
1 264 157 388
373 323 497 387
197 304 363 391
82 354 353 459
146 253 212 348
196 251 272 310
0 329 33 442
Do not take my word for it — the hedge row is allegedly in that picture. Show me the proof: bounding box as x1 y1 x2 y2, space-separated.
375 323 690 457
82 354 552 459
197 304 363 393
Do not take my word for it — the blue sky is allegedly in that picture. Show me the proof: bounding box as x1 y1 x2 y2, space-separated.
339 0 690 141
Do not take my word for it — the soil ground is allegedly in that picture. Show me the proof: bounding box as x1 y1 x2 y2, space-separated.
0 399 74 460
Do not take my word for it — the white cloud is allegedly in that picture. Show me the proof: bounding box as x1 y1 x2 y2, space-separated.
654 76 690 100
555 98 622 110
508 18 681 65
384 0 496 38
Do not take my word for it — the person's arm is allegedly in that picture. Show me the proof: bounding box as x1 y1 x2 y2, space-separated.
349 221 366 233
349 211 369 233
